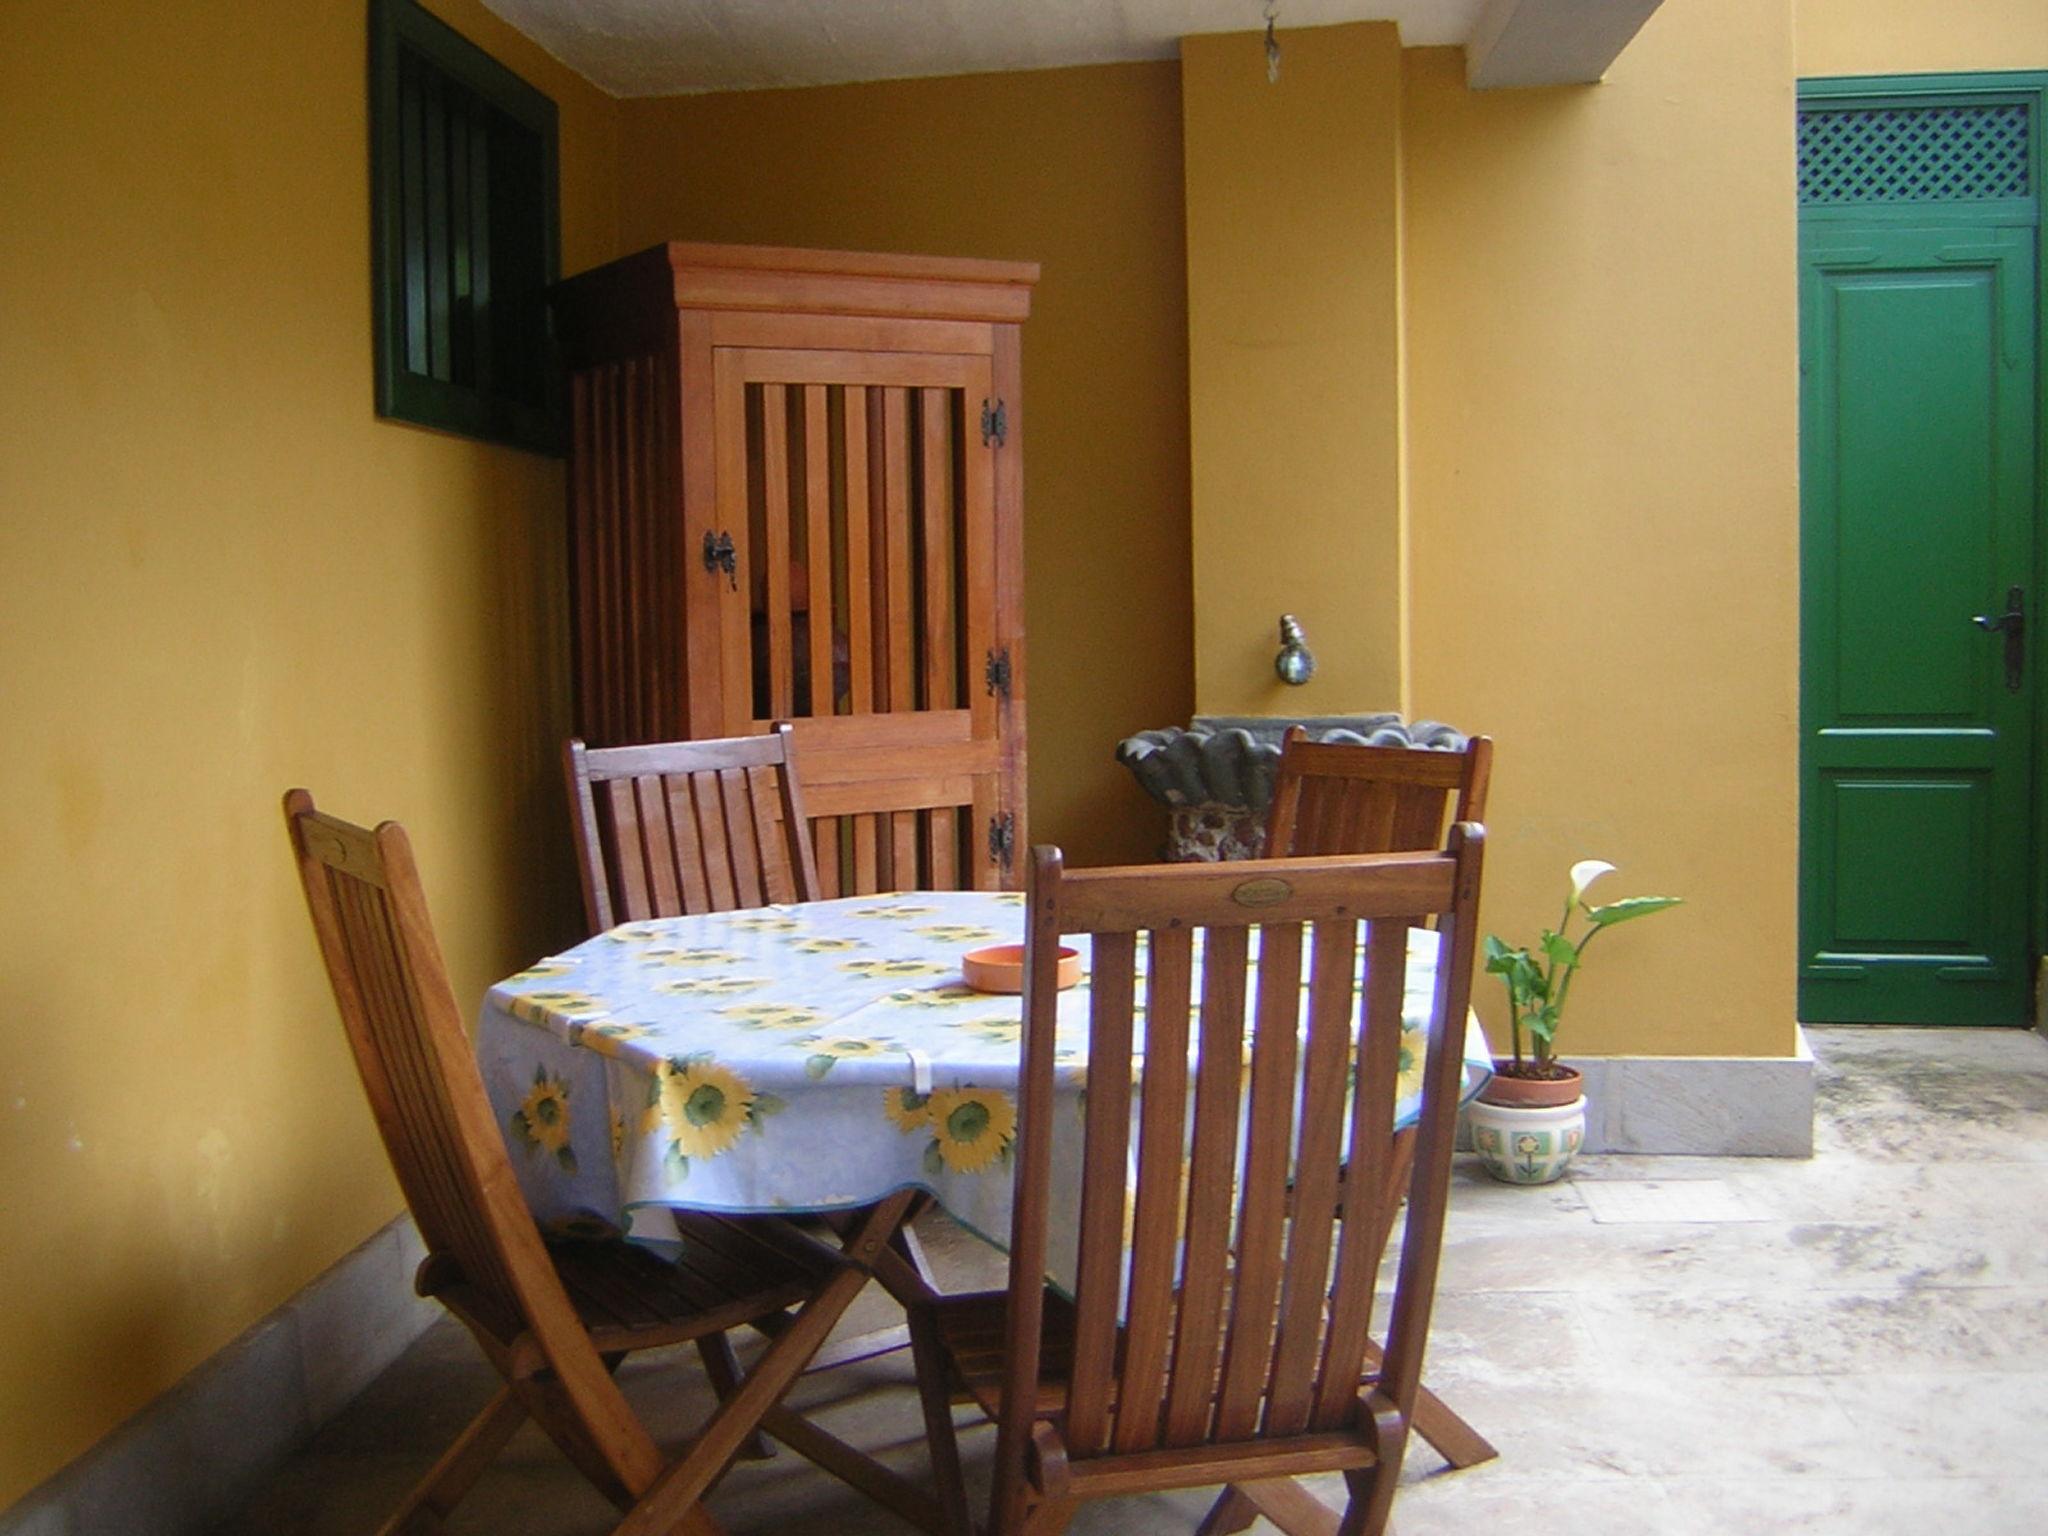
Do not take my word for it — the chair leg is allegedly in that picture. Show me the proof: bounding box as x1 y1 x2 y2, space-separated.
1016 1495 1078 1536
609 1193 918 1536
1236 1478 1341 1536
376 1386 528 1536
905 1303 974 1536
696 1334 775 1460
1195 1487 1259 1536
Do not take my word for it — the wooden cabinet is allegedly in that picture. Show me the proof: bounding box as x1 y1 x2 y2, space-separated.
551 242 1037 891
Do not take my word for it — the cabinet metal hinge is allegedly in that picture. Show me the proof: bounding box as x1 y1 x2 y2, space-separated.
984 646 1012 700
702 529 738 589
980 397 1008 448
988 811 1016 872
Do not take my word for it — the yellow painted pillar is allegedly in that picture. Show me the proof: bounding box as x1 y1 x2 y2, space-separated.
1181 22 1405 716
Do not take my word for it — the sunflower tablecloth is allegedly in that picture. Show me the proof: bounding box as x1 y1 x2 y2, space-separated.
477 891 1491 1272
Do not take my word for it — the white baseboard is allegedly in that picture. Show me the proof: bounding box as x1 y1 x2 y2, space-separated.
0 1215 437 1536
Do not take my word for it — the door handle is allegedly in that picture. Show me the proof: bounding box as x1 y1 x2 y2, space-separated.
1970 585 2025 693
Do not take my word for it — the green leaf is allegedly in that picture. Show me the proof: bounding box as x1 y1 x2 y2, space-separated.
555 1146 578 1175
1482 934 1514 969
804 1055 836 1080
753 1092 787 1117
923 1142 945 1178
1586 895 1683 927
663 1144 689 1182
1540 931 1579 968
1528 1006 1560 1046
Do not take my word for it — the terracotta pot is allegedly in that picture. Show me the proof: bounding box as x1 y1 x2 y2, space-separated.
1478 1063 1583 1109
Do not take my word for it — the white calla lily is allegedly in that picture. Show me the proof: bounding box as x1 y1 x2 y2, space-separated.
1567 859 1617 908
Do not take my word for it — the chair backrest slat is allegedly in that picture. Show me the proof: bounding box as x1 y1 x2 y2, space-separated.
993 834 1484 1518
1063 928 1136 1458
1115 926 1194 1454
1312 917 1411 1428
1160 923 1247 1445
566 725 819 931
1266 728 1493 860
283 790 659 1490
1262 917 1359 1436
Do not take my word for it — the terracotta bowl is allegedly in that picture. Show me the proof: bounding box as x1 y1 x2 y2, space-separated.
961 943 1081 995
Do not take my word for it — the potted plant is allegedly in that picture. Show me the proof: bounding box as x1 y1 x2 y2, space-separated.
1468 860 1681 1184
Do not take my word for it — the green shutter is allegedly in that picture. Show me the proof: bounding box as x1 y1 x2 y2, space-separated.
370 0 561 453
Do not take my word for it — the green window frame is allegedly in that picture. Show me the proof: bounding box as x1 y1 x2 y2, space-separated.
370 0 561 453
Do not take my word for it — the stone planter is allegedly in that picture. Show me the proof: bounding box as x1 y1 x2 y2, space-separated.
1467 1066 1587 1184
1116 715 1468 862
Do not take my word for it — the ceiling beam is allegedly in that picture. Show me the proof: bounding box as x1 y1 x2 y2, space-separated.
1465 0 1666 89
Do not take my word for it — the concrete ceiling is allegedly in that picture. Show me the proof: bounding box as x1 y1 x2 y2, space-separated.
481 0 1495 97
484 0 1668 97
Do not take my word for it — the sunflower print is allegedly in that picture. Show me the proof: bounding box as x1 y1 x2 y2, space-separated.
726 914 802 933
850 902 939 920
1397 1041 1424 1101
838 956 950 979
922 1084 1017 1175
508 1068 576 1173
913 924 1001 944
799 1035 894 1079
883 1087 932 1132
989 891 1026 906
566 1019 651 1057
654 975 768 997
609 1109 626 1164
507 957 579 981
504 988 608 1024
717 1002 828 1030
956 1016 1022 1044
647 1055 785 1180
884 983 984 1009
789 935 866 955
602 921 669 944
638 947 743 968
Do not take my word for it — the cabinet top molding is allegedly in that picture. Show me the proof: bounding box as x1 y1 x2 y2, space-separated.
554 241 1040 340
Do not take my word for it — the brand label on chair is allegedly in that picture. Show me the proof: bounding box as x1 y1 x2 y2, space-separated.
1230 876 1294 908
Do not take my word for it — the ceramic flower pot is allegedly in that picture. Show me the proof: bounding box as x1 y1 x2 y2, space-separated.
1468 1065 1586 1185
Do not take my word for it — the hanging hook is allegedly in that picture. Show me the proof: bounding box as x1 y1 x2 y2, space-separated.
1264 0 1282 83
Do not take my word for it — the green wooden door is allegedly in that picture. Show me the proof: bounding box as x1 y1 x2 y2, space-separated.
1800 224 2038 1023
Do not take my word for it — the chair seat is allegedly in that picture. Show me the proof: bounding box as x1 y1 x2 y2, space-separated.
436 1211 835 1370
929 1287 1083 1418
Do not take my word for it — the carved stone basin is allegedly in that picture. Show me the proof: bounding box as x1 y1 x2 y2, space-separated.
1115 714 1468 861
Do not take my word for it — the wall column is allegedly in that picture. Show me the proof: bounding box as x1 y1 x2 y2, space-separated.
1181 22 1405 716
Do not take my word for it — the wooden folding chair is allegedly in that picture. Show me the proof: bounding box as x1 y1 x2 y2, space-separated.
284 790 939 1536
566 726 948 1381
1265 727 1492 861
566 724 821 930
906 835 1486 1536
1263 727 1499 1474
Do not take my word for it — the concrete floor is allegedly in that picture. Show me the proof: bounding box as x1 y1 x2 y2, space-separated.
217 1028 2048 1535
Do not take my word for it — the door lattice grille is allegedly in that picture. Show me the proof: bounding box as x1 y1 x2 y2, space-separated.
1798 104 2032 206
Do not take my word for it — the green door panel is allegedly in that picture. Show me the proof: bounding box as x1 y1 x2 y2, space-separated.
1799 224 2038 1024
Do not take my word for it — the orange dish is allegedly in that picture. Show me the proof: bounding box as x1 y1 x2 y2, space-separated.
961 943 1082 994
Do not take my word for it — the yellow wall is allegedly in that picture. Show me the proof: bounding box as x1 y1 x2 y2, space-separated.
0 0 618 1507
612 64 1195 867
1797 0 2048 76
1182 24 1408 717
1402 0 1802 1057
